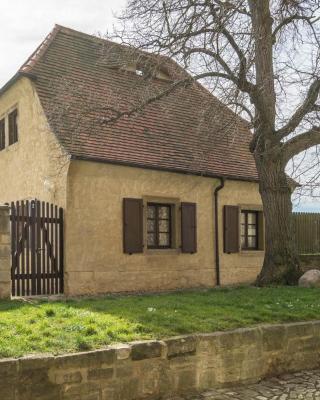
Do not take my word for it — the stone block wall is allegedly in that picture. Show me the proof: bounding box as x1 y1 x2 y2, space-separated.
1 321 320 399
0 205 11 299
300 254 320 272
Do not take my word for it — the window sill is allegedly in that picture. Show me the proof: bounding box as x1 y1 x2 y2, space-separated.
240 250 264 256
145 248 181 256
1 142 19 152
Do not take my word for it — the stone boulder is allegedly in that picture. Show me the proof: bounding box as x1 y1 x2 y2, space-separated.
298 269 320 288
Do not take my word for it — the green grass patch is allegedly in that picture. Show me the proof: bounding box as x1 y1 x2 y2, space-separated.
1 286 320 358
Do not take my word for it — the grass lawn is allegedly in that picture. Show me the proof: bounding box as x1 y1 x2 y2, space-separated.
1 286 320 358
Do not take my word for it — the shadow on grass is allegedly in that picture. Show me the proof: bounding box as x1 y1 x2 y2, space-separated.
0 299 35 312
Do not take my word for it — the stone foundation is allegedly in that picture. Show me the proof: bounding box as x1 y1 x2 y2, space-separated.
1 321 320 399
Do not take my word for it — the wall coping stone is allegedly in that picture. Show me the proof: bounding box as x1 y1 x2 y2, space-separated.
130 340 166 361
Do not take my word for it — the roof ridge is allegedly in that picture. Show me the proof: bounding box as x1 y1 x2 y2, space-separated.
55 24 172 64
55 24 112 45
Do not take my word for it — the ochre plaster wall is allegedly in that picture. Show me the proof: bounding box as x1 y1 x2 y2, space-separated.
65 161 264 295
0 77 69 208
218 179 264 285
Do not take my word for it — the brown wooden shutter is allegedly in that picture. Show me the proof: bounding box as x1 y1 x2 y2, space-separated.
224 205 240 253
181 202 197 253
123 198 143 254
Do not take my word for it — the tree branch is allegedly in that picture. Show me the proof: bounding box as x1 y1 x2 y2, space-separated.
214 0 251 17
208 2 252 93
184 47 235 78
100 72 237 124
183 46 256 95
283 126 320 163
227 101 254 122
277 79 320 138
272 14 319 41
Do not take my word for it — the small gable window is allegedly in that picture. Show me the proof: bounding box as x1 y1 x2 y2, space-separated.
0 119 5 151
8 109 18 146
135 69 144 77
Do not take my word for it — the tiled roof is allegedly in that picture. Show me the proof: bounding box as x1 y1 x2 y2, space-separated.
19 25 259 181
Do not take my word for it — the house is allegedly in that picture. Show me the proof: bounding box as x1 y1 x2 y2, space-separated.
0 25 264 296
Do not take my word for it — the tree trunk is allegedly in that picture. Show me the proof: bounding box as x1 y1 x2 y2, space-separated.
255 156 301 286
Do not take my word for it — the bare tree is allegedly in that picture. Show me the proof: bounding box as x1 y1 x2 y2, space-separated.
108 0 320 285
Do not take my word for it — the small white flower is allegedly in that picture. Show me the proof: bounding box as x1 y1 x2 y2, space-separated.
147 307 156 312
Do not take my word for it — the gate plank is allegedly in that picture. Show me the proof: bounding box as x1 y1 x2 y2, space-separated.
36 201 42 295
21 201 25 296
26 200 30 295
54 205 58 294
11 202 16 297
59 207 64 294
30 200 36 295
46 202 50 295
16 202 20 296
50 204 54 294
42 202 46 295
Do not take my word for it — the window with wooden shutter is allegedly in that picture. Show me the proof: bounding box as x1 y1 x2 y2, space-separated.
8 109 18 146
123 198 143 254
224 205 240 253
181 202 197 253
0 119 5 151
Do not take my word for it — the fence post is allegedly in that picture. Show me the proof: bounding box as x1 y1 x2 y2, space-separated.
0 205 11 299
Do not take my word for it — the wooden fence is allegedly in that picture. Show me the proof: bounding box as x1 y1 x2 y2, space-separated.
293 212 320 254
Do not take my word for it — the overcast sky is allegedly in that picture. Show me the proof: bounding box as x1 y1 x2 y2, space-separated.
0 0 125 87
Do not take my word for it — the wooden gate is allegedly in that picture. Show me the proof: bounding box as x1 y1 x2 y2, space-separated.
10 200 64 296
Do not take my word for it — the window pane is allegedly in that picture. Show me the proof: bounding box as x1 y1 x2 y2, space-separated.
248 226 257 236
247 212 257 224
159 233 170 246
147 233 156 247
159 219 169 232
147 219 155 232
241 235 246 247
241 224 245 235
248 236 257 248
147 206 155 219
241 212 246 224
158 206 169 219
